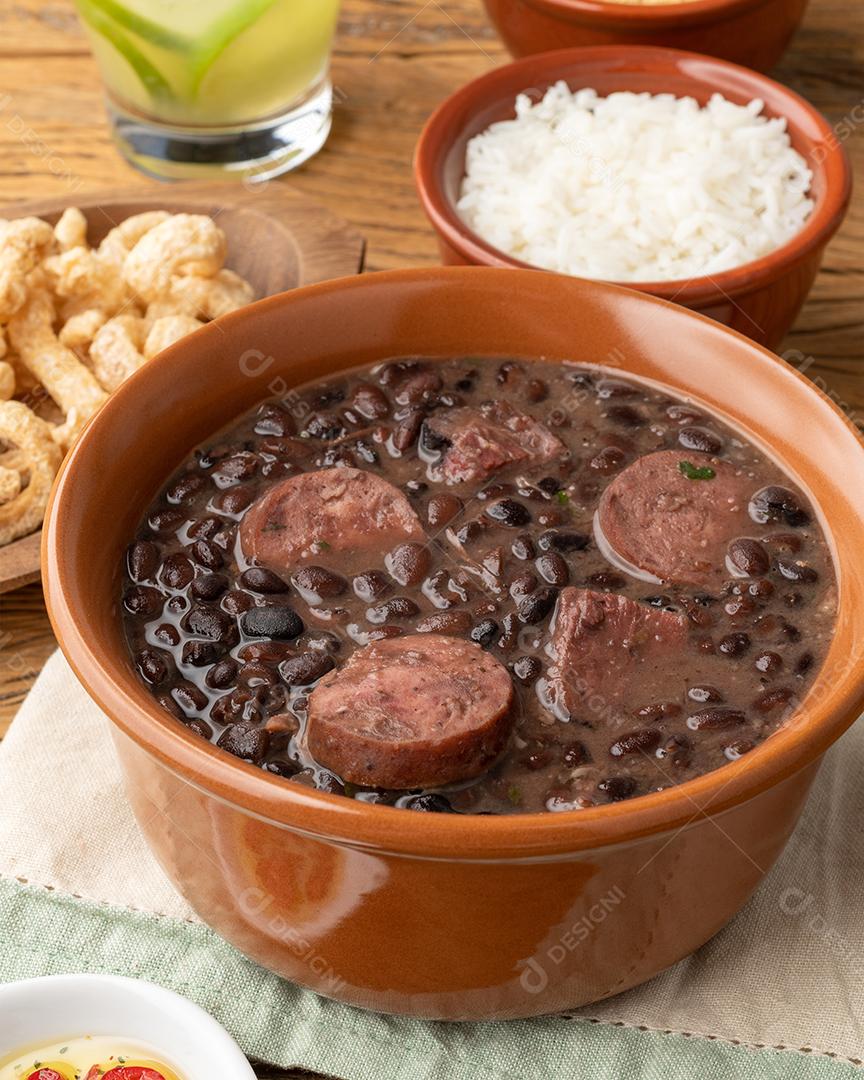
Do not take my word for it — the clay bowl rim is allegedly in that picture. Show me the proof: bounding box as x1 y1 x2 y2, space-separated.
414 45 852 306
42 267 864 862
505 0 795 29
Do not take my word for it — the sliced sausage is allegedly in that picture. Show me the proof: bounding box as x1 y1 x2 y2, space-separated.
425 401 565 484
596 449 751 588
240 467 424 576
306 634 514 788
542 587 688 724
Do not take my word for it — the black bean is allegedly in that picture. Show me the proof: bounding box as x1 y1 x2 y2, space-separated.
470 619 498 647
155 691 184 721
486 499 531 528
586 571 626 590
171 681 208 714
207 657 239 689
303 414 345 441
537 476 563 496
298 630 343 655
687 708 746 731
352 382 390 420
597 776 637 801
222 589 253 615
511 534 535 560
633 701 682 721
755 651 783 676
182 640 222 667
159 553 194 590
191 573 229 601
187 516 221 540
427 493 462 528
589 446 626 474
279 651 335 686
166 473 205 504
454 520 483 546
688 684 724 704
749 485 810 528
367 596 420 623
406 479 428 496
214 451 259 482
678 427 723 455
135 649 168 686
405 794 455 813
606 405 643 427
718 632 751 657
727 538 770 577
185 605 235 642
166 595 187 614
254 402 294 437
518 587 558 625
291 565 348 602
416 611 471 634
538 530 590 552
656 735 691 767
153 623 179 647
536 552 569 586
187 718 214 740
510 571 538 599
525 378 548 403
753 687 795 713
241 606 304 640
148 509 183 534
562 743 588 768
724 739 755 761
386 542 431 587
775 558 818 584
190 539 223 571
127 540 159 582
217 722 269 764
392 409 423 453
795 652 814 677
609 729 662 757
353 570 391 602
419 420 450 455
123 586 164 618
512 656 542 684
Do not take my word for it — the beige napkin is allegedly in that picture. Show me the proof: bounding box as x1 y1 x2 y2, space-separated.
2 651 863 1065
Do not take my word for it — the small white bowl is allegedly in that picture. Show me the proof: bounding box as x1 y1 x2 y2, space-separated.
0 975 257 1079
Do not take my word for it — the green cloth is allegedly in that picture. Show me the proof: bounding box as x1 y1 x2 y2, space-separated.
0 877 855 1080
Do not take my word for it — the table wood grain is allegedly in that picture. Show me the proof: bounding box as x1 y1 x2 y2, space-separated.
0 1 861 1074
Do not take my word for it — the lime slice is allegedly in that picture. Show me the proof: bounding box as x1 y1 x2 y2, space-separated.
188 0 280 91
77 0 176 102
82 0 190 51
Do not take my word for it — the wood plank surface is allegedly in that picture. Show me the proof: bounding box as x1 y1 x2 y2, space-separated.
0 1 861 1074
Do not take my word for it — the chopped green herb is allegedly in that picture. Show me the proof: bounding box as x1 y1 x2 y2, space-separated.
555 490 570 506
60 1047 69 1054
678 460 716 481
262 520 286 532
507 784 523 806
315 538 331 552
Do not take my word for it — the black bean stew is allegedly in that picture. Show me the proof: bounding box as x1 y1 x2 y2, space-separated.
122 358 836 814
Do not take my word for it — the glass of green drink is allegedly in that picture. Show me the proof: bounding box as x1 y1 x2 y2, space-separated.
74 0 342 181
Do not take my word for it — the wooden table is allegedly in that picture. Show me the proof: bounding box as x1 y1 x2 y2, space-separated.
0 0 861 1074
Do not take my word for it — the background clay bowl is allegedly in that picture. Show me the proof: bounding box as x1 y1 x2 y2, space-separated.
482 0 810 73
414 45 852 350
44 268 864 1020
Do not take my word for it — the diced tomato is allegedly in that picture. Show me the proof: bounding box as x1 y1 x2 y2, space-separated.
26 1071 65 1080
100 1070 167 1080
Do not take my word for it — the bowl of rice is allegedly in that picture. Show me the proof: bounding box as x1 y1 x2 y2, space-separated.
483 0 809 73
414 45 851 348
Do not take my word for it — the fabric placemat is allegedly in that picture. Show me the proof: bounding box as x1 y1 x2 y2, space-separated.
1 651 862 1077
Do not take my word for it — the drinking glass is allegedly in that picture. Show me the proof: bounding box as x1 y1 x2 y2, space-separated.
74 0 342 181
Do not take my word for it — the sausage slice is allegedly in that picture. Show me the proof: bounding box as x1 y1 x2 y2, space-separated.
543 587 688 724
307 634 514 788
596 449 751 588
425 401 565 484
240 467 424 575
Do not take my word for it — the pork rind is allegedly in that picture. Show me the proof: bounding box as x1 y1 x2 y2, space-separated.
8 288 108 448
0 204 255 545
124 214 227 303
0 400 63 545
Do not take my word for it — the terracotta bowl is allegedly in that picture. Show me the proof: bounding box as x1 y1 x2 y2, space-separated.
414 46 852 350
482 0 809 71
44 268 864 1021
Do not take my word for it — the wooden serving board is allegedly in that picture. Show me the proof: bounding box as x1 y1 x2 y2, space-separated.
0 183 366 595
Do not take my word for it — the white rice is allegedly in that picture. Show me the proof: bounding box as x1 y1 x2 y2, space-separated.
457 84 814 282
